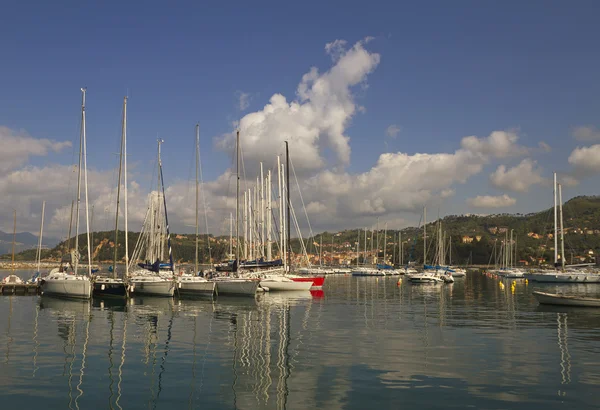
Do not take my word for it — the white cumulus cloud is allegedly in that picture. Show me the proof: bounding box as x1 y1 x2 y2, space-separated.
572 126 600 142
217 38 381 173
0 126 72 172
460 130 529 159
467 194 516 208
568 144 600 175
489 159 544 193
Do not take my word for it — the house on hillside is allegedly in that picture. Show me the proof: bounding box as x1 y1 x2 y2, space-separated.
488 227 498 234
475 235 482 242
461 236 474 244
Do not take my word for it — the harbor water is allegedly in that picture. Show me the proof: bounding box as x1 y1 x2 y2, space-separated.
1 270 599 409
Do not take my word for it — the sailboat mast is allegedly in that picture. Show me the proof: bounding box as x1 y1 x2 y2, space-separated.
267 170 272 261
383 223 387 264
235 130 240 266
195 124 200 274
285 141 291 271
12 210 16 271
400 231 403 265
423 207 427 265
229 213 233 256
37 201 46 273
113 96 126 279
157 139 174 274
66 200 74 253
123 98 128 279
81 88 92 276
260 162 265 258
356 229 359 267
244 191 248 259
559 183 565 270
553 172 558 266
320 234 322 267
74 89 85 275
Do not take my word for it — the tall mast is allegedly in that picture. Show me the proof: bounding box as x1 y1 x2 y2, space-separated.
81 88 92 276
229 213 233 256
364 228 367 264
36 201 46 274
285 141 291 272
383 223 387 264
423 207 427 265
320 234 323 267
157 139 174 274
113 96 126 279
277 157 283 263
66 200 74 253
260 162 265 258
509 229 515 269
244 191 248 259
553 172 558 266
400 231 403 265
267 169 272 261
195 124 200 274
449 235 452 266
74 89 85 275
356 229 360 267
280 164 286 268
11 210 16 271
514 234 517 268
123 98 128 279
235 131 240 267
559 183 565 270
249 189 254 259
375 218 379 263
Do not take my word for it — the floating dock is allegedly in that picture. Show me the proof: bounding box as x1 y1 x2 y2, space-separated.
0 283 40 295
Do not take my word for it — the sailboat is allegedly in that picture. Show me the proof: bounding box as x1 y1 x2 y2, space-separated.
27 201 46 284
409 207 444 284
258 142 314 291
2 210 23 285
177 124 216 297
128 139 176 297
40 88 92 299
94 96 129 297
529 174 600 283
210 130 260 296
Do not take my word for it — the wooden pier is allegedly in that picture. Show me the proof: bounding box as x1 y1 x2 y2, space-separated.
0 283 40 295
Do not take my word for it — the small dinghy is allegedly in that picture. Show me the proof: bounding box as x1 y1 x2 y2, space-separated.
533 291 600 307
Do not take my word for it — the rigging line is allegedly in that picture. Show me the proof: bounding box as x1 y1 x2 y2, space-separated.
289 155 316 257
197 133 212 263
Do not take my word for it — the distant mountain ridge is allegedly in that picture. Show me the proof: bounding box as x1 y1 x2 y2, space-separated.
0 230 60 255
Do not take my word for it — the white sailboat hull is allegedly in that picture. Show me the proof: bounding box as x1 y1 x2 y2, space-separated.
129 278 175 297
41 274 92 299
529 272 600 283
212 278 259 296
533 291 600 307
409 274 444 284
259 276 312 291
178 277 216 296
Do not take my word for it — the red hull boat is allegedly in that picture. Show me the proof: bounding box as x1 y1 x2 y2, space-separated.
290 276 325 288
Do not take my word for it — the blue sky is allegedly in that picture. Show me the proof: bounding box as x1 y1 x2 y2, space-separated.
1 1 599 236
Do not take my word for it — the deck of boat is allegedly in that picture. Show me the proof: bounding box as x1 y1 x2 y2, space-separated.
1 283 40 295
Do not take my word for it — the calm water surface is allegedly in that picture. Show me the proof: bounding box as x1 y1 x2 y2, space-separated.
1 270 599 409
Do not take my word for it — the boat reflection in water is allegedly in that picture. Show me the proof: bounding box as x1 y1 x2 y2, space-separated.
39 295 92 410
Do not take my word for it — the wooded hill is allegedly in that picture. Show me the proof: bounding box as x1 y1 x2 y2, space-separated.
4 195 600 266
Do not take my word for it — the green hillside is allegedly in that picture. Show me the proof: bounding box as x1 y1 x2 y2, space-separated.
5 195 600 266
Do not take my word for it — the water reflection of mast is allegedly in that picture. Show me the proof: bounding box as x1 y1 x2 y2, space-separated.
4 295 13 364
557 313 571 385
153 310 175 409
32 303 40 376
75 310 91 410
116 309 128 410
276 301 291 410
108 311 116 408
